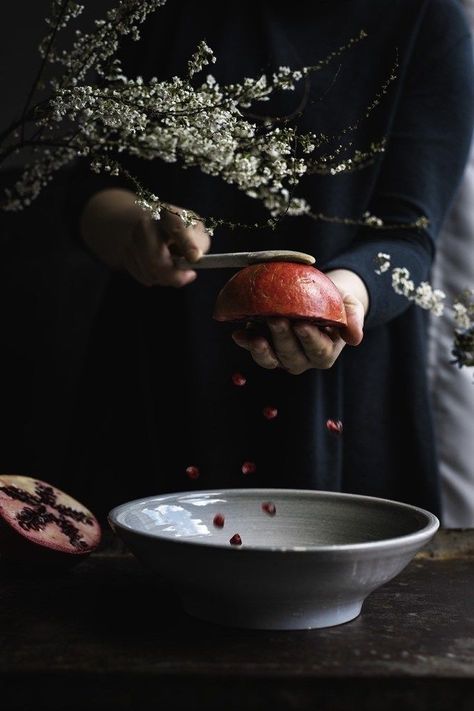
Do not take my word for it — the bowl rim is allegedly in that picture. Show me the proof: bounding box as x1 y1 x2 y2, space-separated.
108 488 440 554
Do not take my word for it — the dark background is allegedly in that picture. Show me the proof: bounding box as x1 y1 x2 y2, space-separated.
0 2 116 497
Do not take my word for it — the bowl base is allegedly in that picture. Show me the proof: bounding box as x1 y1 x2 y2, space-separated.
180 594 363 630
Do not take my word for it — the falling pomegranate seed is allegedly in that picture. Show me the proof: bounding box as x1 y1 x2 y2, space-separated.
241 461 257 475
326 419 343 435
261 501 276 516
185 465 200 480
213 513 225 528
231 372 247 386
229 533 242 546
263 406 278 420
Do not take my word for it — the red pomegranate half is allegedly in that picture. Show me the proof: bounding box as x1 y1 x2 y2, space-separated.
0 475 101 563
213 262 347 327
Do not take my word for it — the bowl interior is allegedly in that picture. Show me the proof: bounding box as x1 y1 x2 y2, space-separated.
110 489 437 550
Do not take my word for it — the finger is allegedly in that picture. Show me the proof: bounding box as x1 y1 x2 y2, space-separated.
232 331 280 369
267 318 310 374
293 322 344 369
161 206 211 262
339 295 365 346
134 221 197 287
148 240 198 287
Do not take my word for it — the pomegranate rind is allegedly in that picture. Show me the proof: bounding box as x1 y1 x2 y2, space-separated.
0 475 101 558
213 262 347 326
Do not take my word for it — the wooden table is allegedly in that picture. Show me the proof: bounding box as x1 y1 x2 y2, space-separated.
1 530 473 710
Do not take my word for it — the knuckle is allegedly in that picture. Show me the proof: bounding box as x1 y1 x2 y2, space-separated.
287 365 305 375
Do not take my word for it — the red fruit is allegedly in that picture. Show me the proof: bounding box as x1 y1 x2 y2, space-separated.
0 475 101 562
185 465 200 480
231 372 247 386
263 406 278 420
326 419 343 434
213 262 347 327
213 513 225 528
229 533 242 546
241 461 257 475
261 501 276 516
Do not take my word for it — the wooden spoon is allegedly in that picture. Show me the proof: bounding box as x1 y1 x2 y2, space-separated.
174 250 316 270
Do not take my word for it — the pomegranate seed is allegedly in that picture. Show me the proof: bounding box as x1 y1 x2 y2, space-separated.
241 461 256 475
261 501 276 516
326 419 343 435
263 406 278 420
231 372 247 386
229 533 242 546
213 513 225 528
185 465 200 480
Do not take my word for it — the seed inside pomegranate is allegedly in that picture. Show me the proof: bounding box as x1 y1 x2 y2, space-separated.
263 406 278 420
213 513 225 528
326 419 343 434
231 372 247 386
229 533 242 546
261 501 276 516
0 475 101 562
241 461 256 475
185 465 200 480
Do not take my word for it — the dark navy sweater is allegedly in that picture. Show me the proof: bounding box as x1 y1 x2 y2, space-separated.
66 0 474 519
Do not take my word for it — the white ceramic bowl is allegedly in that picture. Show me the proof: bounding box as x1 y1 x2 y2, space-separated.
108 488 439 630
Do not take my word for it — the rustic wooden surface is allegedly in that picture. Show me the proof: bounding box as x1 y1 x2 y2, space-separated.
1 529 473 711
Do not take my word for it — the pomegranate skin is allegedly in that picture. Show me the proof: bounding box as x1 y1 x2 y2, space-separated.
213 262 347 327
0 475 101 563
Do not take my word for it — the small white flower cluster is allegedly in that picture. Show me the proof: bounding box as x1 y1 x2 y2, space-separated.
391 267 446 316
363 211 384 228
452 290 474 330
374 252 391 274
3 147 77 210
375 254 446 316
47 0 167 87
374 254 474 369
187 41 216 78
453 302 471 330
308 140 386 177
135 193 161 220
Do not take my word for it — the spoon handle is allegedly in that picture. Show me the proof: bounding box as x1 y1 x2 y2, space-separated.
174 250 316 270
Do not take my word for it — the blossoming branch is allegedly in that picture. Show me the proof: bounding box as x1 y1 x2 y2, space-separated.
374 253 474 369
0 0 426 236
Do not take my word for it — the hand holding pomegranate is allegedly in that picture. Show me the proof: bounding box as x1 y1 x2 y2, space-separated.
215 265 368 374
80 188 211 287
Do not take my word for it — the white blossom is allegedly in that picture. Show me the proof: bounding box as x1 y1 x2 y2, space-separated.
374 252 391 274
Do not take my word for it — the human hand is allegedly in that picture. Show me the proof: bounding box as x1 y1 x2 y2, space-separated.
81 188 211 287
231 269 368 374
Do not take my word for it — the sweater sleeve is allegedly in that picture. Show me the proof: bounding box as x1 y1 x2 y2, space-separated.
324 1 474 329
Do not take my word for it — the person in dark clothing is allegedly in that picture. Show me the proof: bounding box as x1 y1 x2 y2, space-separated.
65 0 474 519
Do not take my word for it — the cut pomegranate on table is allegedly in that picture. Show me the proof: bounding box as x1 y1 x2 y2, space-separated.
229 533 242 546
0 475 101 562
